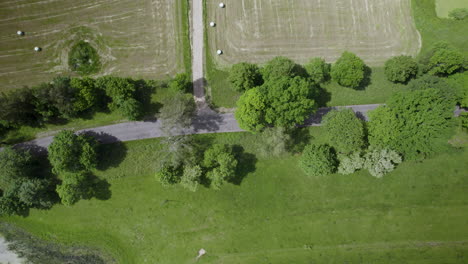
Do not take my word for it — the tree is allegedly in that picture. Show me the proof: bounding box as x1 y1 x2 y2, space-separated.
384 55 418 83
449 8 468 20
427 45 464 76
305 58 330 84
155 164 180 187
299 144 337 177
48 130 97 174
235 88 267 132
169 73 192 93
160 135 197 167
323 109 365 154
446 72 468 107
0 147 33 191
203 144 238 189
0 194 25 216
0 88 36 127
70 77 99 113
368 89 454 160
119 98 143 121
261 56 303 80
337 152 365 175
331 51 366 88
228 62 263 92
68 41 101 75
56 183 81 206
159 92 196 134
180 165 202 192
408 75 458 103
17 179 54 209
363 147 402 178
262 77 317 128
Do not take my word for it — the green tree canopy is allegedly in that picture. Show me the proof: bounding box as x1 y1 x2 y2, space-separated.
48 130 98 174
305 58 330 84
261 56 304 80
331 51 366 88
323 109 365 154
408 75 458 103
155 164 181 187
299 144 337 177
169 73 192 93
384 55 419 83
0 147 33 191
363 147 402 178
180 165 202 192
235 88 267 132
228 62 263 92
159 92 196 134
203 144 238 190
426 44 465 76
70 77 99 113
368 89 454 160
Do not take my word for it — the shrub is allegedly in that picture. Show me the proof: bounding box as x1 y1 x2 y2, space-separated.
449 8 468 20
180 165 202 192
363 147 402 178
299 144 337 177
261 56 304 80
426 45 464 76
68 41 101 75
203 144 238 189
169 73 192 93
56 183 81 206
70 77 99 113
323 109 365 154
384 56 418 83
228 62 263 92
305 58 330 84
337 152 365 175
331 51 366 88
156 164 180 187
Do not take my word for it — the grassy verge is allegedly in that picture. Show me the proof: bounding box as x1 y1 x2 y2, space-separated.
176 0 192 75
2 129 468 263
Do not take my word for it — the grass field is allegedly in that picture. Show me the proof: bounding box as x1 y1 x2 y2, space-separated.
2 130 468 263
435 0 468 18
0 0 188 91
206 0 420 67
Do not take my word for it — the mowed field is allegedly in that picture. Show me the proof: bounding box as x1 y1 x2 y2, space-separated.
0 0 186 91
206 0 421 67
2 130 468 263
435 0 468 18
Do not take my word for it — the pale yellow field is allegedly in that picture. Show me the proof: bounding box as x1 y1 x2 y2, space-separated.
207 0 421 66
0 0 185 91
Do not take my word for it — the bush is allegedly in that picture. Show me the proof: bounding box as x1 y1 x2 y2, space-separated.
203 144 238 190
363 147 402 178
156 164 180 187
331 51 366 88
305 58 330 84
228 62 263 92
449 8 468 20
180 165 202 192
169 73 192 93
337 152 365 175
119 98 143 121
426 44 464 76
408 75 458 103
299 144 337 177
70 77 99 113
323 109 365 154
68 41 101 75
261 56 304 80
384 56 418 83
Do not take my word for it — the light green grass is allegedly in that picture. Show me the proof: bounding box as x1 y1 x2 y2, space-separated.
2 129 468 263
435 0 468 18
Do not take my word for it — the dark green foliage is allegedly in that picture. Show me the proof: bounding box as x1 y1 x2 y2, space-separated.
449 8 468 20
299 144 337 177
0 194 25 216
68 41 101 75
261 56 304 80
155 164 181 187
0 147 33 191
96 76 143 120
48 130 97 174
235 76 317 132
425 43 465 76
368 89 454 160
408 75 458 103
305 58 330 84
446 72 468 107
331 51 366 88
70 77 99 113
228 62 263 92
169 73 192 93
0 223 111 264
203 144 238 189
17 179 54 208
460 112 468 130
0 88 36 127
323 109 365 154
384 56 419 83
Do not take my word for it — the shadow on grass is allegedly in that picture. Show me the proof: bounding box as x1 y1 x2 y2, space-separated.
134 79 165 121
230 145 257 185
355 65 373 91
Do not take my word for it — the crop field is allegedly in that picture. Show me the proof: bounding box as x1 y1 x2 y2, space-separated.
2 130 468 263
0 0 187 91
435 0 468 18
206 0 421 67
